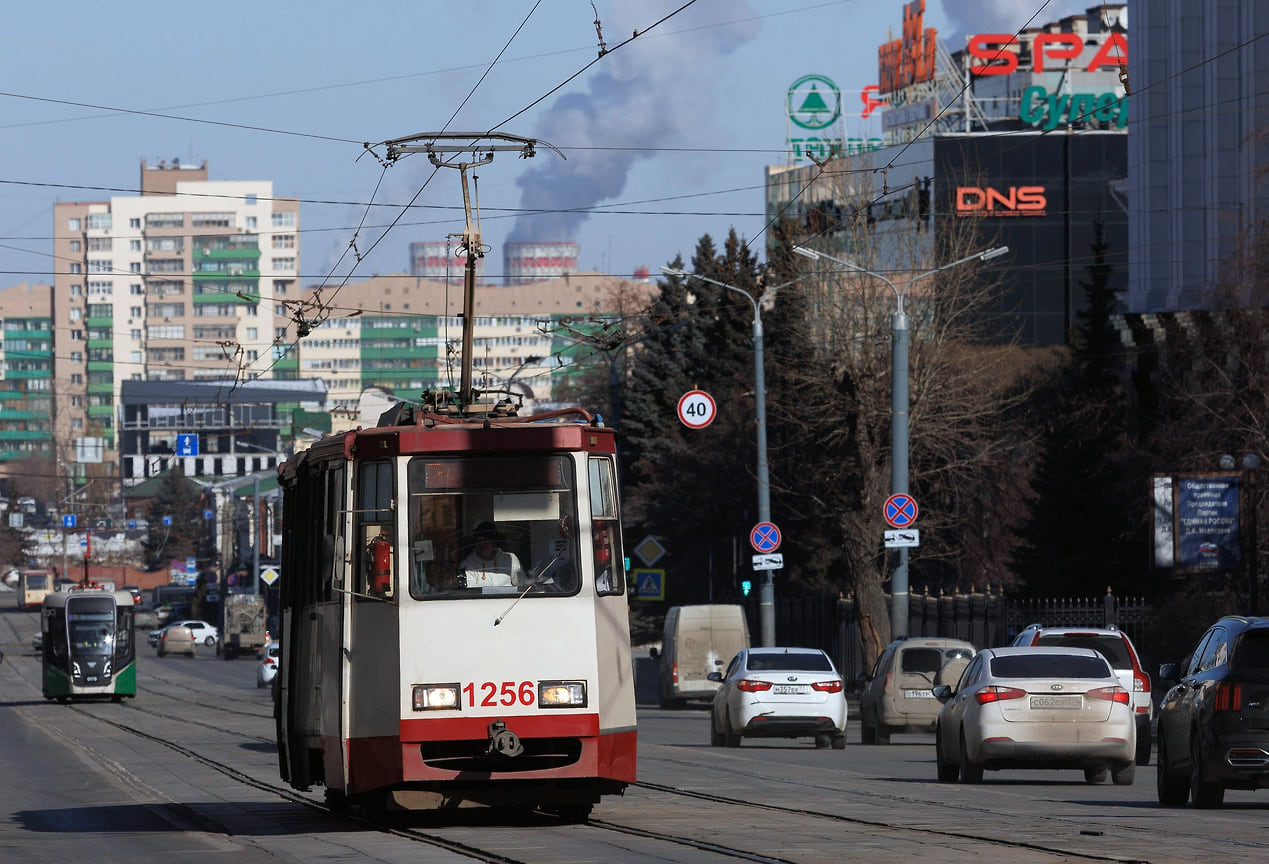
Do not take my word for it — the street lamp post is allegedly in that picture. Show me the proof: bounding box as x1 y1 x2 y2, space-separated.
792 244 1008 639
661 267 800 648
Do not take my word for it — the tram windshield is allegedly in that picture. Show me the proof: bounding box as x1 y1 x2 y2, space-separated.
405 455 580 600
67 596 116 656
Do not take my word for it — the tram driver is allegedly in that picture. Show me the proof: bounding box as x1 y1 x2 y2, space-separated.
460 522 526 588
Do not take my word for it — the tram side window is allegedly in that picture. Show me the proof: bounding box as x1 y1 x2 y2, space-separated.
357 460 395 600
589 456 625 597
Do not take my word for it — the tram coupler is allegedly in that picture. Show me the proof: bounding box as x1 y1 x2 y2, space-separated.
485 719 524 759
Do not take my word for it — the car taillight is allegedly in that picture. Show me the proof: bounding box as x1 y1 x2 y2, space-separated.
1086 686 1130 705
737 679 774 692
975 686 1027 704
671 661 678 684
1133 671 1150 692
812 680 844 693
1213 682 1243 712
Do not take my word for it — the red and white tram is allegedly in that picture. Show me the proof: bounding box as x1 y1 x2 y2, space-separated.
276 402 636 818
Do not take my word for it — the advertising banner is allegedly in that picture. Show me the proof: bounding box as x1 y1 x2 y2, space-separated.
1175 476 1240 571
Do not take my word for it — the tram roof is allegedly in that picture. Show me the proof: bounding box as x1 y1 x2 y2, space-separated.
42 588 135 608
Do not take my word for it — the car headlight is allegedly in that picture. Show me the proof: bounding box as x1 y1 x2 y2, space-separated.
72 661 81 675
412 683 461 711
538 680 587 708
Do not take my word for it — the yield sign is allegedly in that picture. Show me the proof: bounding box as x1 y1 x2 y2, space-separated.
750 522 781 553
884 493 918 529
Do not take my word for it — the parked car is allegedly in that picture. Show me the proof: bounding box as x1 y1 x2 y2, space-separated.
708 647 847 749
1156 615 1269 808
148 619 219 649
257 641 280 688
32 631 43 652
121 585 144 607
157 625 196 658
1011 623 1154 765
859 637 977 744
934 646 1136 785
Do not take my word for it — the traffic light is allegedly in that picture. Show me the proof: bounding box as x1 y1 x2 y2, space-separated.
740 579 753 597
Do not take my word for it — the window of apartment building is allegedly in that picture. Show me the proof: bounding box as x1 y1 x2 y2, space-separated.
70 330 83 341
146 236 184 252
70 353 83 364
70 263 82 274
87 237 111 251
149 347 185 362
87 303 111 317
191 212 233 227
193 325 235 339
272 234 296 249
70 395 83 407
88 259 112 273
129 240 141 252
70 373 83 384
146 213 183 228
148 259 183 272
246 350 258 361
271 211 296 228
87 281 112 296
148 325 186 340
245 216 257 229
130 283 143 295
129 306 142 318
70 284 83 296
245 327 257 340
69 308 82 322
273 279 290 295
272 257 296 272
72 419 84 430
130 262 142 273
152 303 185 318
68 218 81 231
130 352 142 364
194 304 239 316
129 218 140 229
275 327 288 339
87 213 111 231
192 346 228 360
69 240 82 253
130 329 141 340
148 281 182 296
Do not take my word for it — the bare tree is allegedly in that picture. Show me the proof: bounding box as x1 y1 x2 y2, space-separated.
772 179 1039 667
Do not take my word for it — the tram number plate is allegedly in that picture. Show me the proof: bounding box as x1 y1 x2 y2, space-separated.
903 689 934 699
463 680 537 707
772 685 808 695
1029 695 1081 710
85 676 98 683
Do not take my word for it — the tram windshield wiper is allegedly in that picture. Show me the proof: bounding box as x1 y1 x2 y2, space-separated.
493 549 567 627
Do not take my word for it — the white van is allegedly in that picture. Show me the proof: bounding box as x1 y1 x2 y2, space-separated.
653 604 750 708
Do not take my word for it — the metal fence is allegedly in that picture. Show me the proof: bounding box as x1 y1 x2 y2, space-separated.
742 588 1152 685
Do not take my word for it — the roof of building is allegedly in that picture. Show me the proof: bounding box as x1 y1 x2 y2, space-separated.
120 378 327 405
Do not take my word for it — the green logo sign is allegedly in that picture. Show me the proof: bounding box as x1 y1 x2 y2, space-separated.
787 74 842 131
1019 85 1127 131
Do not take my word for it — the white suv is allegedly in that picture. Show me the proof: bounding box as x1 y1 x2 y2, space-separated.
1011 624 1153 765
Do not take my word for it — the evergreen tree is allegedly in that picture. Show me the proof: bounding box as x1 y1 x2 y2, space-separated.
140 467 208 571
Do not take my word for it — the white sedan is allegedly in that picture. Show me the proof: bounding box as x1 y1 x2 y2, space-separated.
149 619 220 648
933 646 1136 785
257 641 279 688
709 648 848 749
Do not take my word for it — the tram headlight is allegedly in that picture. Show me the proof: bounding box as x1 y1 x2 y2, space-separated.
538 680 587 708
412 683 461 711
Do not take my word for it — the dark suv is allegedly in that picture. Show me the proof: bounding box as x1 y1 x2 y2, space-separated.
1156 615 1269 808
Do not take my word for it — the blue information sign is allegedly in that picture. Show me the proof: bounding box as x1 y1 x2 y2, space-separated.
62 514 77 529
632 569 665 601
176 434 199 457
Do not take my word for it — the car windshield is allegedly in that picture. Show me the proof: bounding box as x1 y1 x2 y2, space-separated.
900 647 945 673
990 653 1111 679
1034 634 1132 668
746 652 833 672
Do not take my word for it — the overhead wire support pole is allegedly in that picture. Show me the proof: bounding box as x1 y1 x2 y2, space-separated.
379 132 564 411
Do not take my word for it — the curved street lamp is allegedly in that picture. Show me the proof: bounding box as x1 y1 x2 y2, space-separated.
792 244 1008 639
661 266 802 648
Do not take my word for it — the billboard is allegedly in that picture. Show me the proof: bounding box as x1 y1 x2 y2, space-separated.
1153 475 1242 572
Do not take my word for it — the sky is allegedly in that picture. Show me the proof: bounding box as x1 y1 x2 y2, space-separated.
0 0 1092 291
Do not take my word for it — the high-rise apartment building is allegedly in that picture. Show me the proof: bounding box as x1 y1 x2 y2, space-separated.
51 160 300 479
0 283 54 464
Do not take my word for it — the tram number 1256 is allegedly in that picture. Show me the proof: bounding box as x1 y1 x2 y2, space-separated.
464 681 537 707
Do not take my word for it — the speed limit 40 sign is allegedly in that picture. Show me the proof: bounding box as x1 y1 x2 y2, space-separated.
677 390 716 429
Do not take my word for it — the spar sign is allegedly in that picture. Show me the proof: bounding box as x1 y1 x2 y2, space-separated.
967 32 1128 76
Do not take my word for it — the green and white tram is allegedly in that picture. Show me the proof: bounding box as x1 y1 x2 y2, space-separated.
41 585 137 702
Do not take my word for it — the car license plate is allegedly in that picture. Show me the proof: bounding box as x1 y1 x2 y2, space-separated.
1029 695 1081 709
773 685 808 695
903 689 934 699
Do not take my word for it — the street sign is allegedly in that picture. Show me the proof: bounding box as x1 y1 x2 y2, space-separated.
753 553 783 570
127 520 137 530
186 556 197 574
176 434 199 457
259 566 280 586
750 521 781 553
62 514 76 529
884 529 920 548
162 515 173 527
634 535 666 567
631 568 666 601
884 493 919 528
676 390 716 429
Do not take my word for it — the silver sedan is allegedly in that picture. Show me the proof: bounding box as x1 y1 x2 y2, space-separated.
934 646 1136 785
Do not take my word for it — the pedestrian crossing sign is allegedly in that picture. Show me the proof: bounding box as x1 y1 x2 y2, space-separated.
631 569 665 601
